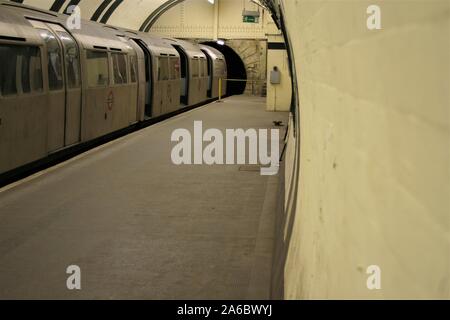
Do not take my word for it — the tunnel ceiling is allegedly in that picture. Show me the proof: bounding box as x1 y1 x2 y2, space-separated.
8 0 184 31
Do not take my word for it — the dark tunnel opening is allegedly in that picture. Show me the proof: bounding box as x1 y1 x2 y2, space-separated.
202 42 247 96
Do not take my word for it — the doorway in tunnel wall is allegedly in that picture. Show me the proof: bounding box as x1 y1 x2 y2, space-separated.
202 42 247 96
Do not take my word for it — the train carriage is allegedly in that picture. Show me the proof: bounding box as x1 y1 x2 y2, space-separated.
0 5 53 174
0 1 228 177
70 21 137 141
200 45 228 99
168 39 209 106
137 34 181 117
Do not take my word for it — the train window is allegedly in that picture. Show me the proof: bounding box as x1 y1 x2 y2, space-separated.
0 46 17 95
32 50 43 92
129 55 137 83
192 59 199 78
158 57 169 81
112 53 128 85
38 29 64 91
206 57 211 76
57 32 81 89
0 44 43 96
21 54 31 93
200 59 207 77
86 50 109 87
170 57 180 80
205 60 209 76
216 59 225 76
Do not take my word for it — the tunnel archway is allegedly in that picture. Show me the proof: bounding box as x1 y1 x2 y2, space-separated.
202 42 247 96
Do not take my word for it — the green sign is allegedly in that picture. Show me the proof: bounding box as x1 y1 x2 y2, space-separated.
243 16 258 23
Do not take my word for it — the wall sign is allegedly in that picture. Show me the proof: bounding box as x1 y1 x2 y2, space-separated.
243 15 258 23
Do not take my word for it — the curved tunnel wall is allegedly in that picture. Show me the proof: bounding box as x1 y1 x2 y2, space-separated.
15 0 173 30
276 0 449 299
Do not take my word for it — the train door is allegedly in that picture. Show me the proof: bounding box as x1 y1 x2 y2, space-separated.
132 39 153 118
201 50 213 98
172 45 189 105
49 24 82 146
29 20 82 150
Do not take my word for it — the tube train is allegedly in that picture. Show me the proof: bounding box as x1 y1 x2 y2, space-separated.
0 2 227 176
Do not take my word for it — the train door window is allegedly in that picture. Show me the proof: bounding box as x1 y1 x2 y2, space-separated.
20 48 31 93
192 59 199 78
170 57 180 80
201 59 208 77
171 45 188 105
202 59 208 77
29 47 43 93
201 50 213 97
179 54 186 79
129 55 137 83
0 44 43 96
86 50 109 87
158 57 169 81
56 31 81 89
205 55 212 76
37 29 64 91
0 45 16 95
132 38 152 117
216 59 224 77
112 53 128 85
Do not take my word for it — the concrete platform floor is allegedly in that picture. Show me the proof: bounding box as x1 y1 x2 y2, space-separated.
0 96 288 300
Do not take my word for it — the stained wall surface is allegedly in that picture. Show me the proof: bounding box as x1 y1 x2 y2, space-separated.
151 0 268 39
278 0 450 299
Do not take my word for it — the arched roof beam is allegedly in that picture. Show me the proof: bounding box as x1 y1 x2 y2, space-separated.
139 0 185 32
91 0 124 23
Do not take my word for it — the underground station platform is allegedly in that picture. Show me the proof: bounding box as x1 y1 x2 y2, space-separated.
0 96 288 299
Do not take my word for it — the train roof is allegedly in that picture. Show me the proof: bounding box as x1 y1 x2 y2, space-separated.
0 2 132 53
70 20 133 53
162 38 207 60
100 26 180 57
0 3 48 46
200 45 226 61
137 33 180 57
0 1 215 59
